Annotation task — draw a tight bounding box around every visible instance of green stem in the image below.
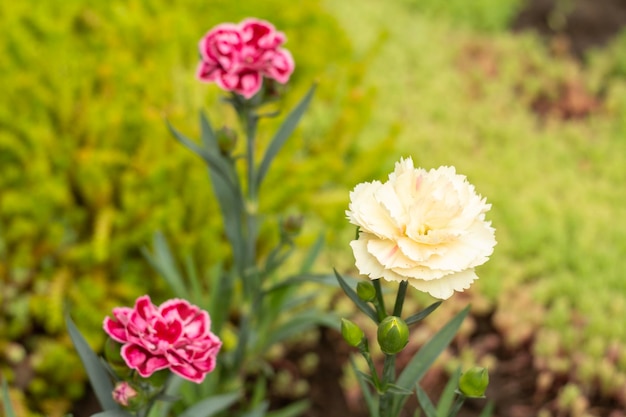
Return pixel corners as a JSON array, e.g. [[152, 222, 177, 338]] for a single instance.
[[392, 281, 408, 317], [448, 394, 466, 417], [372, 279, 387, 322], [358, 342, 382, 390], [379, 354, 397, 417]]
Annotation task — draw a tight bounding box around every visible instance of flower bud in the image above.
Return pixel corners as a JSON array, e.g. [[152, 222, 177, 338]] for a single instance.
[[459, 367, 489, 398], [216, 126, 237, 155], [356, 281, 376, 302], [282, 215, 303, 236], [377, 316, 409, 355], [112, 381, 144, 410], [103, 337, 125, 366], [341, 318, 365, 348]]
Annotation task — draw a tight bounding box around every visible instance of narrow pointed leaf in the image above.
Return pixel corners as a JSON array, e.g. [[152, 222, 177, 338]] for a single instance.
[[435, 369, 460, 416], [405, 301, 443, 326], [351, 357, 379, 417], [199, 112, 217, 152], [299, 232, 325, 274], [334, 269, 378, 322], [66, 315, 121, 411], [142, 232, 187, 299], [184, 254, 203, 306], [415, 385, 437, 417], [198, 114, 246, 270], [391, 306, 470, 416], [478, 401, 495, 417], [266, 399, 310, 417], [240, 401, 269, 417], [92, 411, 133, 417], [178, 392, 240, 417], [168, 122, 235, 188], [2, 377, 16, 417], [256, 84, 316, 189]]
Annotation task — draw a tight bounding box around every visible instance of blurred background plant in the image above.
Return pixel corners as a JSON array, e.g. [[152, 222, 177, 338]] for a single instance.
[[2, 0, 626, 416]]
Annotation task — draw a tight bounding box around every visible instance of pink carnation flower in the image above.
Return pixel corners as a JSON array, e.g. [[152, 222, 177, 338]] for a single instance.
[[103, 295, 222, 383], [197, 18, 295, 99]]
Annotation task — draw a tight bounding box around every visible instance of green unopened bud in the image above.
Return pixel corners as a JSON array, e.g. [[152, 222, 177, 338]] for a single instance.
[[216, 126, 237, 155], [282, 215, 303, 236], [377, 316, 409, 355], [459, 367, 489, 398], [356, 281, 376, 302], [341, 318, 365, 348], [104, 337, 125, 366]]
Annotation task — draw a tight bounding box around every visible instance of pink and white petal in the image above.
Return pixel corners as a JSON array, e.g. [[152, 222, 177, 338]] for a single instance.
[[197, 61, 222, 82], [133, 295, 158, 322], [183, 311, 210, 339], [111, 307, 132, 324], [238, 71, 262, 99], [137, 355, 170, 377], [121, 344, 148, 370], [153, 318, 183, 344], [160, 298, 196, 322], [406, 269, 478, 300], [265, 49, 294, 83], [217, 72, 241, 91], [198, 24, 240, 60], [171, 363, 206, 383], [103, 317, 128, 343], [192, 354, 218, 373]]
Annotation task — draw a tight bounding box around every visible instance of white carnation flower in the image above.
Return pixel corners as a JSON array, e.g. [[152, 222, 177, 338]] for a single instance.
[[347, 157, 496, 299]]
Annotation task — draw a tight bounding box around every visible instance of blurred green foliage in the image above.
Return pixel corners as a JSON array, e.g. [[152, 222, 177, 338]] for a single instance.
[[0, 0, 363, 415], [2, 0, 626, 415]]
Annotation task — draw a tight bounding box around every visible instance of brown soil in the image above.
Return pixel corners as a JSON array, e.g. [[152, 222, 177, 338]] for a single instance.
[[512, 0, 626, 59]]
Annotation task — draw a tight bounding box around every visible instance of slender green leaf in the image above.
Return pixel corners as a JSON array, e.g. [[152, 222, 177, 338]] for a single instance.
[[299, 232, 325, 274], [198, 114, 246, 271], [436, 369, 460, 417], [208, 267, 234, 333], [178, 391, 240, 417], [415, 385, 437, 417], [184, 254, 203, 306], [350, 357, 378, 417], [199, 112, 217, 152], [478, 401, 495, 417], [256, 84, 316, 189], [92, 411, 133, 417], [391, 306, 470, 416], [334, 269, 378, 322], [66, 315, 121, 412], [266, 399, 310, 417], [1, 377, 16, 417], [405, 301, 443, 326], [384, 383, 413, 396], [142, 232, 187, 299], [168, 121, 236, 188], [240, 400, 269, 417]]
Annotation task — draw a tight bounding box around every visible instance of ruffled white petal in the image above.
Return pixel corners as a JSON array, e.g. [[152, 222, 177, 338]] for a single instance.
[[347, 158, 496, 299]]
